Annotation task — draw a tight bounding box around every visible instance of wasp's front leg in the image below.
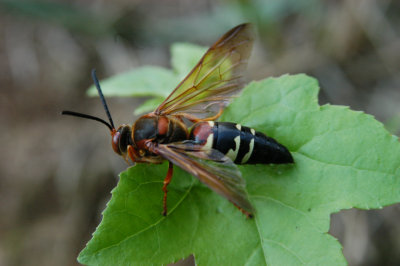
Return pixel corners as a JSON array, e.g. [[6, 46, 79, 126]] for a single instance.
[[162, 162, 174, 216]]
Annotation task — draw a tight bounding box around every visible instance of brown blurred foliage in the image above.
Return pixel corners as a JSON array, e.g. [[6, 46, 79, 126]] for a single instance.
[[0, 0, 399, 265]]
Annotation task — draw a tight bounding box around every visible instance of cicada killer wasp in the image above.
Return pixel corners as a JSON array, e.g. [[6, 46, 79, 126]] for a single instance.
[[62, 23, 293, 218]]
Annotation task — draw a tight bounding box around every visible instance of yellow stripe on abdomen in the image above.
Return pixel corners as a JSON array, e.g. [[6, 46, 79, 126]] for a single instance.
[[225, 135, 241, 161]]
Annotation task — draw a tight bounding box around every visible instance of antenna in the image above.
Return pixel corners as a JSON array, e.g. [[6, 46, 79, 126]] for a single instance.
[[91, 69, 115, 129], [61, 69, 116, 131], [61, 110, 114, 131]]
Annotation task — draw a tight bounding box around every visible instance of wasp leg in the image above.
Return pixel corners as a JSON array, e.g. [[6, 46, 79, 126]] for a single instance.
[[162, 162, 174, 216], [123, 156, 131, 165], [127, 145, 139, 163]]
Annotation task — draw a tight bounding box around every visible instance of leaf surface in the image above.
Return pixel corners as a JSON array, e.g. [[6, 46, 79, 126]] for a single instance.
[[87, 66, 177, 98], [78, 74, 400, 265]]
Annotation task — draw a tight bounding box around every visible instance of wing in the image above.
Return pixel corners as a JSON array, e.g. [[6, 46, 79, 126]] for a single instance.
[[152, 141, 254, 213], [154, 23, 254, 119]]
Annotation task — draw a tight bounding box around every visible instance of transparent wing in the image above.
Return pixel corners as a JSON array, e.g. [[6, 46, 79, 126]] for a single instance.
[[154, 23, 254, 119], [152, 141, 253, 213]]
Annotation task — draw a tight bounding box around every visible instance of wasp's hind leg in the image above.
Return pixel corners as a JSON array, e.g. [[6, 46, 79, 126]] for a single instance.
[[162, 162, 174, 216]]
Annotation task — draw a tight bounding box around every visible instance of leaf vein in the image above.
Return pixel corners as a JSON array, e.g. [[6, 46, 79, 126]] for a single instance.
[[253, 208, 269, 264], [89, 181, 195, 257], [251, 194, 320, 233], [263, 238, 306, 264], [297, 151, 397, 177]]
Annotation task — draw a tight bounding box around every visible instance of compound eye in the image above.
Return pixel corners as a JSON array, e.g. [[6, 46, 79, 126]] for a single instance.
[[112, 130, 122, 155], [119, 126, 132, 153]]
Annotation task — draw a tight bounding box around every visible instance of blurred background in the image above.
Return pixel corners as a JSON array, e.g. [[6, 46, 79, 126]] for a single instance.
[[1, 0, 400, 265]]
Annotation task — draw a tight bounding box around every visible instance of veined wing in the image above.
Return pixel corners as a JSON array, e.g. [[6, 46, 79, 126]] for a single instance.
[[152, 141, 253, 213], [154, 23, 254, 119]]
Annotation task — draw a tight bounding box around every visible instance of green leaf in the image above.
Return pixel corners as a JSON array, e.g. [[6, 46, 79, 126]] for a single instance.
[[170, 43, 207, 78], [78, 74, 400, 265], [87, 66, 178, 98]]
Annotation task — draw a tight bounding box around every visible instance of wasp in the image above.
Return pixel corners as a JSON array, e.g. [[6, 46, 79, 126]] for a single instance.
[[62, 24, 293, 218]]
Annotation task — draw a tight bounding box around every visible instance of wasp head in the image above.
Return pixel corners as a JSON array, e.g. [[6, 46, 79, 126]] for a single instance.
[[111, 125, 133, 156]]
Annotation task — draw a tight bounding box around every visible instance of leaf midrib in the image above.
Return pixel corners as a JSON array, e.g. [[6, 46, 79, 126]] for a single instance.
[[80, 179, 195, 261]]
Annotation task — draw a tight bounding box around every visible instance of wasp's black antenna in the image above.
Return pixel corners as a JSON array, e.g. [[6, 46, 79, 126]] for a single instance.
[[91, 69, 115, 129], [61, 69, 116, 131], [61, 111, 114, 131]]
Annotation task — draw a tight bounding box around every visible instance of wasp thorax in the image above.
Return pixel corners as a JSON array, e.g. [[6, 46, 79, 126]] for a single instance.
[[132, 116, 158, 145], [133, 115, 188, 149], [111, 125, 133, 155]]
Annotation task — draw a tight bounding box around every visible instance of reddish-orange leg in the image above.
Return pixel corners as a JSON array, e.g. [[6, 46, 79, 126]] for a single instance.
[[162, 162, 174, 216], [127, 145, 138, 162]]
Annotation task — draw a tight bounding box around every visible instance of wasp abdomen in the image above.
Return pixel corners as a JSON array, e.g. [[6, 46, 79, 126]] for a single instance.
[[190, 122, 293, 164]]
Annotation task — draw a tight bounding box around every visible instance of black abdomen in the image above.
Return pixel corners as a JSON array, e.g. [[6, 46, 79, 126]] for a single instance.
[[190, 122, 293, 164]]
